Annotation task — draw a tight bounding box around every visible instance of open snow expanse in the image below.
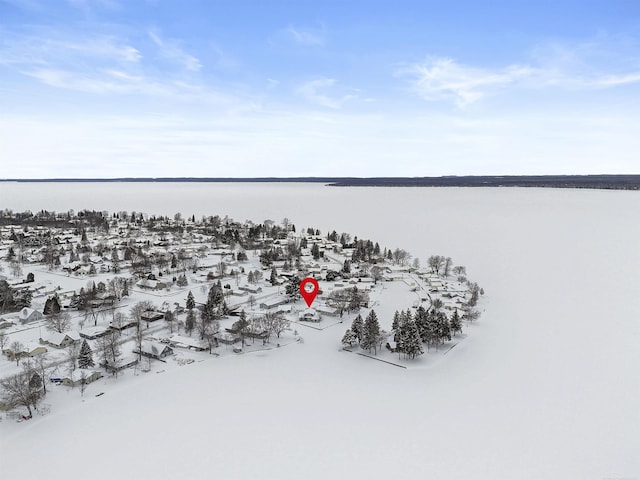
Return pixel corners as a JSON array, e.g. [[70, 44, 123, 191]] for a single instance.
[[1, 183, 639, 479]]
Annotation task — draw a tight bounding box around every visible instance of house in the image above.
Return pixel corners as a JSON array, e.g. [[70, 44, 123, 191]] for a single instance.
[[102, 355, 138, 373], [17, 307, 43, 325], [79, 326, 111, 340], [298, 308, 320, 322], [134, 341, 174, 360], [61, 370, 102, 387], [315, 305, 339, 317], [39, 331, 81, 348], [140, 311, 164, 324], [0, 318, 14, 330], [136, 279, 167, 290], [214, 332, 241, 345], [23, 342, 48, 357], [239, 284, 262, 294], [168, 335, 206, 351], [259, 296, 289, 310], [108, 318, 138, 331]]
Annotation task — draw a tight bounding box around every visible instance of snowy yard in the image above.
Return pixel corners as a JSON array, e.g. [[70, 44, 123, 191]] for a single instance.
[[0, 184, 638, 479]]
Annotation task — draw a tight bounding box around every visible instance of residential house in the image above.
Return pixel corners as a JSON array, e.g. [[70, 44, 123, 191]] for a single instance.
[[39, 331, 81, 349], [134, 341, 174, 360], [61, 370, 102, 387], [298, 308, 320, 322], [17, 307, 43, 325]]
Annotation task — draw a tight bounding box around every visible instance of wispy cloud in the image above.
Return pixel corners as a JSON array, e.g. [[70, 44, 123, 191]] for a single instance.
[[285, 25, 326, 46], [148, 30, 202, 71], [0, 28, 249, 106], [401, 40, 640, 106], [297, 77, 356, 109], [401, 58, 534, 106], [0, 31, 141, 67]]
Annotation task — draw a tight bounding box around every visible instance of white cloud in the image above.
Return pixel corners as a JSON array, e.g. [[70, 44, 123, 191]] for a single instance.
[[297, 78, 356, 109], [402, 47, 640, 106], [285, 25, 325, 46], [402, 57, 535, 106], [148, 30, 202, 72]]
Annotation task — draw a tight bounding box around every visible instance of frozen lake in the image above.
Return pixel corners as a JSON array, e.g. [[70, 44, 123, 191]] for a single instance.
[[1, 182, 639, 479]]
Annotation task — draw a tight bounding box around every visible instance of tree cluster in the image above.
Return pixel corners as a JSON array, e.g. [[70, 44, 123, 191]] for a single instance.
[[341, 310, 385, 354]]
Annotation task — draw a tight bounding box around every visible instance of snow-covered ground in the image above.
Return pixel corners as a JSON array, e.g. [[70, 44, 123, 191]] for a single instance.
[[1, 184, 638, 479]]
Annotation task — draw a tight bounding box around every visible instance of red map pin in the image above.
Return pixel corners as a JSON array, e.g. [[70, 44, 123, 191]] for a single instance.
[[299, 277, 319, 307]]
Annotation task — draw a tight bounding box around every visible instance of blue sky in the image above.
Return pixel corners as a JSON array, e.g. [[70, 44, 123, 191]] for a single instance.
[[1, 0, 639, 178]]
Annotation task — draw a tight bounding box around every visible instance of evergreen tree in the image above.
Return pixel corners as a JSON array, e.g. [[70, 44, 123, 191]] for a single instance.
[[186, 290, 195, 310], [361, 309, 381, 354], [78, 339, 94, 368], [424, 309, 440, 350], [341, 329, 358, 348], [436, 311, 452, 346], [185, 309, 195, 335], [347, 286, 362, 312], [403, 319, 424, 359], [450, 309, 463, 336], [269, 266, 278, 285], [391, 310, 401, 334], [351, 314, 364, 343], [342, 259, 351, 274], [43, 295, 61, 316], [414, 306, 429, 343], [232, 310, 249, 346]]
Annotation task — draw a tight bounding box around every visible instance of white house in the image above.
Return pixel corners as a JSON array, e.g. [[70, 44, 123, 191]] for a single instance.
[[61, 370, 102, 387], [298, 308, 320, 322], [134, 341, 174, 360], [39, 331, 81, 349], [17, 307, 43, 325]]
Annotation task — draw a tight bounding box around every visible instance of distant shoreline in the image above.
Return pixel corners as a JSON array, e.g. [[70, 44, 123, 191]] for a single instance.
[[1, 175, 639, 190]]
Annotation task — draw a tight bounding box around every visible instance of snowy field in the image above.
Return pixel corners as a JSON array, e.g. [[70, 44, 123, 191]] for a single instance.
[[1, 183, 639, 479]]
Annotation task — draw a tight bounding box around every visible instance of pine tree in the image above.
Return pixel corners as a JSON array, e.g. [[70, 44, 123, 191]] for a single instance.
[[437, 311, 452, 345], [414, 306, 429, 343], [186, 290, 195, 310], [185, 309, 195, 335], [450, 309, 462, 336], [361, 309, 381, 354], [425, 309, 440, 350], [341, 329, 358, 349], [351, 314, 364, 343], [78, 339, 94, 368], [403, 319, 424, 359], [391, 310, 401, 335]]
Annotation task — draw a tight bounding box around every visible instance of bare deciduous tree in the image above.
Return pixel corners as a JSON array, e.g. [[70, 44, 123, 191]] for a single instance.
[[328, 289, 350, 318], [130, 300, 154, 328], [9, 340, 24, 365], [96, 331, 122, 376], [46, 311, 71, 333], [443, 257, 453, 277], [0, 369, 41, 418], [66, 343, 80, 371]]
